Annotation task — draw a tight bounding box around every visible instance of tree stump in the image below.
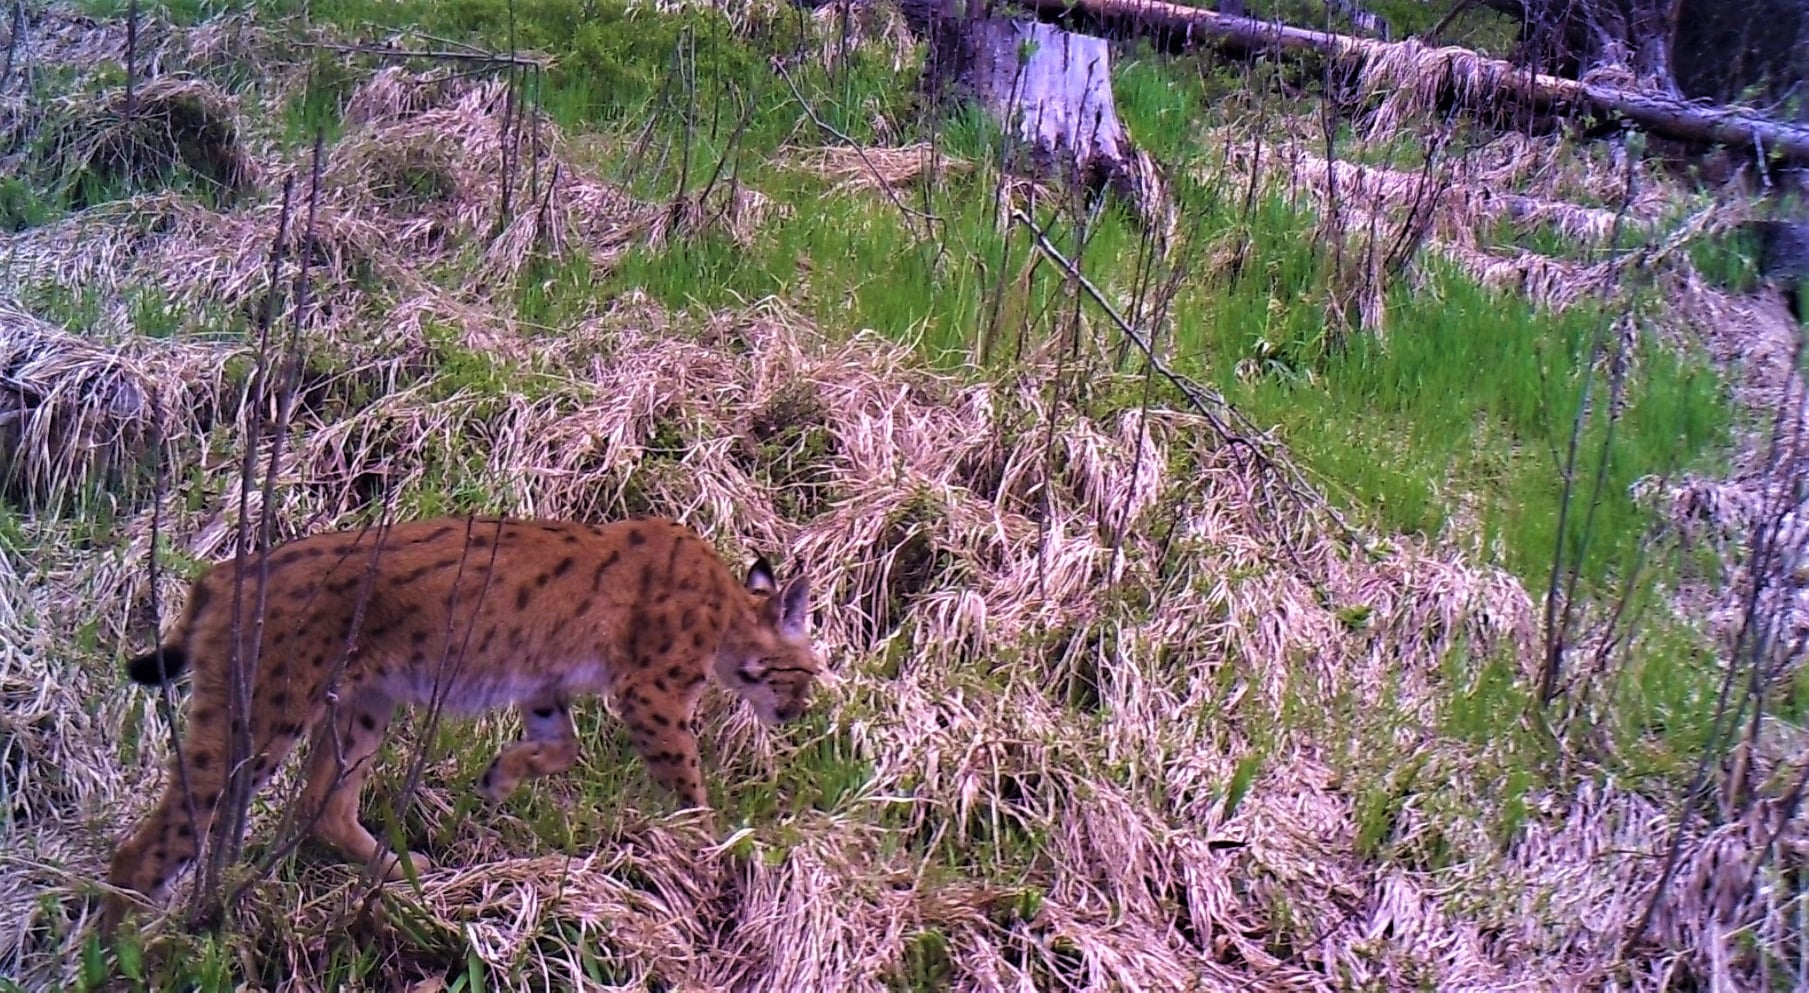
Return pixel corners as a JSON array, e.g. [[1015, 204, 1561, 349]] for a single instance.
[[1751, 219, 1809, 321], [916, 1, 1171, 238]]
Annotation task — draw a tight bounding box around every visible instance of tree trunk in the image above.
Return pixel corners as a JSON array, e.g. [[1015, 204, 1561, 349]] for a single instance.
[[1489, 0, 1683, 88], [1751, 219, 1809, 320], [930, 14, 1125, 188]]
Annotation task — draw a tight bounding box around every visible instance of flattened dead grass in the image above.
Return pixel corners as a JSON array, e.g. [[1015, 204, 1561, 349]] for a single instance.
[[0, 300, 224, 511], [6, 290, 1789, 990], [0, 10, 1802, 993], [1212, 132, 1730, 318]]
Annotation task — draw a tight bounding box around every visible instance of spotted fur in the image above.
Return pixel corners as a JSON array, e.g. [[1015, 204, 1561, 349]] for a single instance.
[[100, 515, 821, 934]]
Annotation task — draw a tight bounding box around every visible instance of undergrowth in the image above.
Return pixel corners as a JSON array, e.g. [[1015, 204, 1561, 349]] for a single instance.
[[34, 0, 1729, 598], [2, 0, 1784, 990]]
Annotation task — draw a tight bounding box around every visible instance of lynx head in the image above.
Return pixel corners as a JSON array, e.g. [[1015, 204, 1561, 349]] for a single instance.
[[719, 556, 823, 725]]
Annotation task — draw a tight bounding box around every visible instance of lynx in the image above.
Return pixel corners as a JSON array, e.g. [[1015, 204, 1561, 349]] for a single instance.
[[100, 514, 821, 934]]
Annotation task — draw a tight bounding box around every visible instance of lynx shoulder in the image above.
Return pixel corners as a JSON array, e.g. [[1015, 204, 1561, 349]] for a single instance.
[[101, 515, 822, 935]]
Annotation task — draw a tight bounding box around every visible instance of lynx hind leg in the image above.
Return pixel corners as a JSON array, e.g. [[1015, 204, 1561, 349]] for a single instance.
[[297, 686, 426, 882], [101, 672, 311, 934], [616, 677, 707, 812], [477, 695, 580, 803]]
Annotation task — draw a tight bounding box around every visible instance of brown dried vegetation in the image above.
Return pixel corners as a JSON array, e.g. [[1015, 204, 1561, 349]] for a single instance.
[[1, 7, 1806, 992]]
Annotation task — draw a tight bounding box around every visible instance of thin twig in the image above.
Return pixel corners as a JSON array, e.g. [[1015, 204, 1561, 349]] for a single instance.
[[140, 381, 202, 935], [1012, 208, 1368, 549], [227, 510, 396, 909], [1422, 0, 1476, 43], [2, 0, 25, 93], [124, 0, 138, 119], [192, 167, 297, 930], [1538, 131, 1640, 706]]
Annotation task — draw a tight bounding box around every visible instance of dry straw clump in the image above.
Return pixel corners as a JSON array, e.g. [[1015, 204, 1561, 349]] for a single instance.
[[2, 64, 679, 348], [330, 65, 669, 288], [0, 301, 225, 511], [36, 76, 259, 203], [788, 140, 968, 194], [1212, 129, 1731, 321], [5, 286, 1797, 989], [2, 8, 271, 205]]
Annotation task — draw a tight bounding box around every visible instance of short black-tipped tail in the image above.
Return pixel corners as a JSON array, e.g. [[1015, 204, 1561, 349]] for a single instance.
[[126, 646, 189, 686]]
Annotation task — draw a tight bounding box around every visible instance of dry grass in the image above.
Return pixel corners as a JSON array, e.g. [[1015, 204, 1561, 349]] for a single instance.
[[0, 292, 1507, 989], [41, 76, 257, 199], [1635, 277, 1809, 689], [2, 65, 709, 348], [2, 8, 1806, 993], [4, 281, 1798, 988], [787, 142, 974, 196], [1204, 95, 1809, 961], [1, 8, 273, 197], [1209, 129, 1741, 320], [809, 0, 921, 74], [0, 300, 225, 511], [325, 66, 667, 290], [1262, 143, 1652, 249]]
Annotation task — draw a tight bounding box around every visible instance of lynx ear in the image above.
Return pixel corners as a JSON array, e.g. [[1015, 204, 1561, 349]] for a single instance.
[[746, 556, 778, 594], [776, 571, 811, 640]]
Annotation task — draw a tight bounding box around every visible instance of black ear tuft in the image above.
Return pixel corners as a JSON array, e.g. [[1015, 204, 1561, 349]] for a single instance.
[[746, 555, 778, 593]]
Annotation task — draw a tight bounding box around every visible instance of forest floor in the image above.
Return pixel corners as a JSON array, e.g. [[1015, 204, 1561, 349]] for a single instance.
[[1, 0, 1806, 989]]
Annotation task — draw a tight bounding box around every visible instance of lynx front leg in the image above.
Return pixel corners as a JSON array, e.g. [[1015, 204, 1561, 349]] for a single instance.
[[477, 695, 579, 803], [616, 682, 707, 812]]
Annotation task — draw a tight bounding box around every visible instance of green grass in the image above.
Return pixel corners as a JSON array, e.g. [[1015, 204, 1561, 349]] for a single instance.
[[1198, 243, 1728, 584], [596, 155, 1729, 592], [0, 176, 58, 231]]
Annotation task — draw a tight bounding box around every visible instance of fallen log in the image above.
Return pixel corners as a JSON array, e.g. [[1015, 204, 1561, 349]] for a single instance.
[[1004, 0, 1809, 164]]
